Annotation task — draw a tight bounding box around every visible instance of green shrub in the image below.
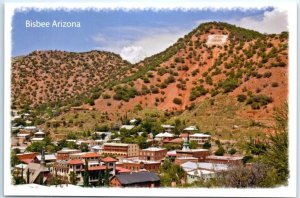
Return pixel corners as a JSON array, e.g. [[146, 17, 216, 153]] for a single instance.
[[173, 98, 182, 105], [271, 82, 279, 87], [237, 94, 247, 102], [102, 93, 111, 99], [215, 146, 225, 156], [191, 69, 199, 76], [190, 85, 208, 101], [246, 94, 273, 109], [219, 77, 239, 93], [263, 72, 272, 78], [113, 85, 137, 101]]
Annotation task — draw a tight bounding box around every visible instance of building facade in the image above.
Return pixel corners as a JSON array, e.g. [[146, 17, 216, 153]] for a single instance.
[[102, 143, 139, 157], [139, 147, 167, 161]]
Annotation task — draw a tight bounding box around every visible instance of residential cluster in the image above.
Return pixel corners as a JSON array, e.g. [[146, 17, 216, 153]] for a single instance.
[[11, 114, 244, 188]]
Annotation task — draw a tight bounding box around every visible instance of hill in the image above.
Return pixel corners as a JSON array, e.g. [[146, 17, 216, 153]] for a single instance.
[[12, 22, 288, 139], [90, 22, 288, 124], [11, 50, 133, 109]]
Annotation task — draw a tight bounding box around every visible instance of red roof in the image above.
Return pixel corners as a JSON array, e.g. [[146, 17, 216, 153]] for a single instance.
[[88, 165, 106, 171], [81, 153, 101, 158], [101, 157, 117, 163], [68, 159, 84, 165], [20, 159, 34, 164], [17, 152, 38, 161], [170, 138, 183, 143], [116, 166, 131, 173]]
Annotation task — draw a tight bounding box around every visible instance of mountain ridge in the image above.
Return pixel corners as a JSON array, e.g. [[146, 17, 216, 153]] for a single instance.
[[11, 22, 288, 138]]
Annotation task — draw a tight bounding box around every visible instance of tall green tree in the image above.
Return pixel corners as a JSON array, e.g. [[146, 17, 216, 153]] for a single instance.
[[103, 167, 110, 187], [83, 159, 89, 187], [159, 159, 185, 187], [97, 170, 104, 186], [261, 103, 288, 186], [69, 171, 77, 185], [11, 150, 21, 167]]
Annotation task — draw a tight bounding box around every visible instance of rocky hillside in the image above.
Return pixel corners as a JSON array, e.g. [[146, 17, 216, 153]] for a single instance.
[[12, 22, 288, 137], [11, 50, 132, 108], [90, 22, 288, 124]]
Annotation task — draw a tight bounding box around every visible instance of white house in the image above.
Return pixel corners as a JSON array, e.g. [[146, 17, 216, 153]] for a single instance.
[[120, 125, 135, 131], [189, 133, 211, 145]]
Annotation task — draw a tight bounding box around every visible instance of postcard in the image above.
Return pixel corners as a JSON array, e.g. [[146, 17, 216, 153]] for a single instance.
[[4, 1, 297, 197]]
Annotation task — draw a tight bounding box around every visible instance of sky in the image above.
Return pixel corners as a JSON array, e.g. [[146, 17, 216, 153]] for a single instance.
[[12, 7, 288, 63]]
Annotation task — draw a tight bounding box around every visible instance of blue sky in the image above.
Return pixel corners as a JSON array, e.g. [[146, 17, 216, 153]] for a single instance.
[[12, 7, 287, 63]]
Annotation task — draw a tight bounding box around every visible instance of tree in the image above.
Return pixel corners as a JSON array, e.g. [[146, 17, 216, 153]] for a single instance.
[[189, 140, 198, 149], [173, 98, 182, 105], [26, 168, 30, 184], [97, 170, 104, 186], [80, 143, 89, 152], [159, 159, 185, 187], [12, 168, 26, 185], [224, 162, 269, 187], [215, 146, 225, 156], [261, 103, 288, 185], [83, 159, 89, 187], [67, 141, 78, 149], [69, 171, 77, 185], [26, 141, 46, 153], [103, 167, 110, 186], [228, 148, 237, 155], [11, 150, 21, 167], [203, 141, 211, 149]]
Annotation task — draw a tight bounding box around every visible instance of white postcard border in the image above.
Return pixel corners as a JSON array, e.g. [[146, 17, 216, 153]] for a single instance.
[[4, 1, 297, 197]]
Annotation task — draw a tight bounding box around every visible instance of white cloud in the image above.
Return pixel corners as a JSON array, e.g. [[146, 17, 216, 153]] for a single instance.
[[231, 8, 288, 34], [91, 33, 106, 43], [92, 27, 189, 63], [120, 46, 145, 63], [119, 30, 186, 63]]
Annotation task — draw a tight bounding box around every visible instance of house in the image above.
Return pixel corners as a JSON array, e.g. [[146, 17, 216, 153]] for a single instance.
[[181, 161, 230, 184], [110, 172, 160, 187], [24, 150, 50, 185], [118, 157, 161, 172], [56, 148, 81, 160], [181, 161, 229, 172], [34, 154, 56, 164], [52, 156, 118, 186], [17, 152, 38, 164], [205, 155, 243, 165], [183, 126, 198, 133], [161, 124, 175, 133], [91, 145, 102, 153], [175, 156, 199, 165], [186, 169, 215, 183], [175, 137, 210, 164], [129, 118, 137, 125], [102, 143, 139, 157], [155, 132, 174, 141], [23, 126, 38, 132], [101, 157, 118, 176], [11, 145, 27, 153], [34, 131, 45, 138], [24, 163, 50, 184], [189, 133, 211, 146], [69, 152, 101, 162], [120, 125, 135, 131], [31, 131, 45, 142], [163, 137, 183, 146], [139, 147, 167, 161]]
